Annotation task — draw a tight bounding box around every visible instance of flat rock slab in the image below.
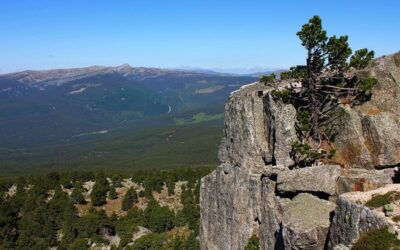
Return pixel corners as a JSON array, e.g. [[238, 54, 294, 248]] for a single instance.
[[277, 165, 341, 196], [281, 193, 336, 250]]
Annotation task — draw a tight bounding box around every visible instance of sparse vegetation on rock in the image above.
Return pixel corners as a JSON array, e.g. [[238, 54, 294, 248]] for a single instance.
[[352, 227, 400, 250], [244, 234, 260, 250], [365, 191, 400, 208]]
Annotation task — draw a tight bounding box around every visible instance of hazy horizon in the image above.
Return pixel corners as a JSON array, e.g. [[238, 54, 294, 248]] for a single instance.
[[0, 63, 284, 75]]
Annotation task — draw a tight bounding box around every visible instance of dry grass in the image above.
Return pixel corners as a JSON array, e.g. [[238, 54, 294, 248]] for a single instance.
[[152, 182, 186, 212], [165, 225, 191, 239], [75, 186, 129, 217]]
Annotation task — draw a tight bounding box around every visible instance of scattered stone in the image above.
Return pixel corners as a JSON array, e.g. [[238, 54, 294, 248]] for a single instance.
[[388, 224, 396, 234]]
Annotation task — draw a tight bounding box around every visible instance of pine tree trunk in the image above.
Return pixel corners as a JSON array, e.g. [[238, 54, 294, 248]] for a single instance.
[[306, 50, 320, 142]]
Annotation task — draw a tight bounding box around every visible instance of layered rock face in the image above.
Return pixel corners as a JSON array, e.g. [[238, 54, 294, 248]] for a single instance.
[[200, 52, 400, 250]]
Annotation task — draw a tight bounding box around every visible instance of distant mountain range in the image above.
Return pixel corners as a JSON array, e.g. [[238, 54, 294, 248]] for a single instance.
[[0, 65, 258, 152], [172, 66, 285, 76]]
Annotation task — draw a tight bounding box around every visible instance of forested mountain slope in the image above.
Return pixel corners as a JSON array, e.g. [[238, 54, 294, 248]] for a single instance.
[[0, 66, 258, 172]]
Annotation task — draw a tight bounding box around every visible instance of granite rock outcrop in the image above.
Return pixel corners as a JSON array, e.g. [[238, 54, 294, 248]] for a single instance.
[[200, 52, 400, 250]]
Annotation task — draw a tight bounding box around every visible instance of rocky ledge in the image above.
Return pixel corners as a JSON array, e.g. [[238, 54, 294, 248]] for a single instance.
[[329, 184, 400, 249], [200, 52, 400, 250]]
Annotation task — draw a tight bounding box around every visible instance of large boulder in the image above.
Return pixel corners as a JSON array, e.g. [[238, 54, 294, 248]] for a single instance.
[[281, 193, 336, 250], [361, 112, 400, 167], [277, 165, 341, 196]]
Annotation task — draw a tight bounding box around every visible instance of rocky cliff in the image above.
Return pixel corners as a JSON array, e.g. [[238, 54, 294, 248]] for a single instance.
[[200, 52, 400, 250]]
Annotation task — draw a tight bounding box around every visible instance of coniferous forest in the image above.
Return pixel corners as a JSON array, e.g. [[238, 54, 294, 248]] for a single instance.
[[0, 167, 211, 249]]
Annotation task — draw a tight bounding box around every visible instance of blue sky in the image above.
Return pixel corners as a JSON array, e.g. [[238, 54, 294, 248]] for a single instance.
[[0, 0, 399, 73]]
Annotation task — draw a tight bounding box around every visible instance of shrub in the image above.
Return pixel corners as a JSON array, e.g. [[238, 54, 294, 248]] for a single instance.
[[138, 190, 145, 198], [352, 227, 400, 250], [111, 175, 124, 188], [280, 71, 291, 80], [358, 76, 378, 92], [260, 73, 276, 85], [115, 208, 144, 247], [271, 89, 292, 104], [144, 200, 175, 233], [350, 49, 375, 69], [280, 65, 307, 80], [70, 187, 86, 205], [244, 234, 260, 250], [69, 238, 88, 250], [291, 141, 323, 166], [127, 233, 167, 250], [297, 110, 311, 132], [365, 191, 400, 208]]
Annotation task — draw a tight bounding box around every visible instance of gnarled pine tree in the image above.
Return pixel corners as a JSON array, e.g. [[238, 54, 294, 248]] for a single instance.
[[262, 16, 377, 166], [292, 16, 375, 145]]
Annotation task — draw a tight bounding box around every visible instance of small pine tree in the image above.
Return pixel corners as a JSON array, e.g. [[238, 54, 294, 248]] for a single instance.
[[70, 187, 86, 204], [138, 190, 145, 198], [109, 187, 118, 200], [122, 188, 138, 211], [90, 174, 109, 206]]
